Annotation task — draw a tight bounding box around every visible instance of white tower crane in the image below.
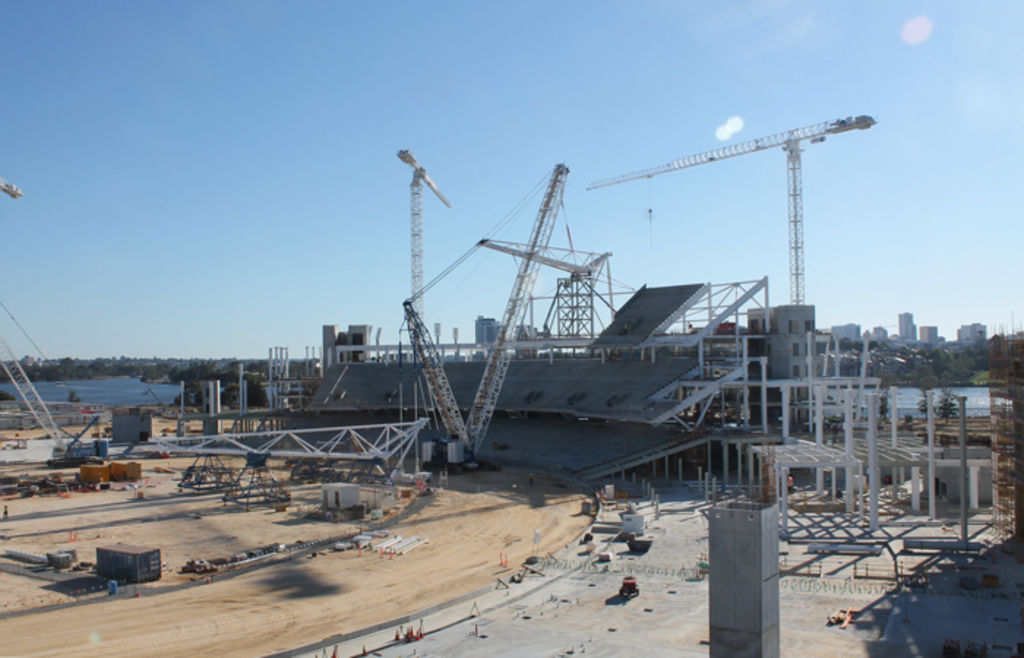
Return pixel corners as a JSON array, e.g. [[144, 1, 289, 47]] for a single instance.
[[0, 178, 63, 437], [588, 115, 875, 305], [1, 176, 22, 199], [397, 150, 451, 317]]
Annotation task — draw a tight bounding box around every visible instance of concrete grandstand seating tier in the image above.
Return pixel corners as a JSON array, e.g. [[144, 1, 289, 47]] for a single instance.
[[313, 357, 699, 422], [591, 283, 705, 348]]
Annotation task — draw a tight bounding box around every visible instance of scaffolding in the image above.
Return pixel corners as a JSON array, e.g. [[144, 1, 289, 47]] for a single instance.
[[991, 335, 1024, 541]]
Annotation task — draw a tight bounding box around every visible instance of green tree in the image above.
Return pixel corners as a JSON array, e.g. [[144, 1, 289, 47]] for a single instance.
[[0, 390, 14, 402], [917, 389, 930, 416], [937, 388, 958, 420]]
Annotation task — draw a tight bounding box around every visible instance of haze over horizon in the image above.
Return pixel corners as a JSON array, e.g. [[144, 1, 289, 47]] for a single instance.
[[0, 2, 1020, 359]]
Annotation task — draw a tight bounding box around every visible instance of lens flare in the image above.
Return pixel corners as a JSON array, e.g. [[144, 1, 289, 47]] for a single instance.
[[901, 16, 933, 45], [715, 116, 745, 141]]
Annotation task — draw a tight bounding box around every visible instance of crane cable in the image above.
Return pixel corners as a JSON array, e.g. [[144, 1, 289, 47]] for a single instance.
[[412, 169, 550, 302], [0, 299, 82, 401]]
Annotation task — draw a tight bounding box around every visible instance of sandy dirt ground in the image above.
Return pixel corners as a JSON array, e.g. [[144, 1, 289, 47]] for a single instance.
[[0, 457, 590, 657]]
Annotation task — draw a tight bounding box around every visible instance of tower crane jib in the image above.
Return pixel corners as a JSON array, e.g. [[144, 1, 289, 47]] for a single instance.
[[0, 177, 22, 199], [587, 115, 875, 304]]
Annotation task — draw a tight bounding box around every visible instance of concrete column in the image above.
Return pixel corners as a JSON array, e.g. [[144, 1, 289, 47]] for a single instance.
[[911, 466, 921, 512], [815, 385, 825, 494], [844, 388, 855, 514], [678, 458, 683, 484], [867, 394, 879, 533], [927, 390, 936, 520], [781, 385, 791, 439], [708, 501, 780, 658], [664, 455, 669, 482], [969, 465, 979, 511]]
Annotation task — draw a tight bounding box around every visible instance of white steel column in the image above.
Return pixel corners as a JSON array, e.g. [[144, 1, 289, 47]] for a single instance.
[[742, 337, 750, 428], [927, 390, 936, 520], [722, 441, 729, 487], [911, 466, 921, 512], [782, 384, 791, 439], [969, 466, 979, 510], [889, 385, 899, 449], [806, 331, 814, 432], [815, 384, 825, 494], [858, 333, 869, 419], [780, 467, 789, 536], [867, 394, 879, 532], [760, 357, 768, 433], [844, 388, 854, 513]]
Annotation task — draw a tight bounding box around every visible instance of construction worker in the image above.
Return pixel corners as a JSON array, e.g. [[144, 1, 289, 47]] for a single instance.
[[528, 473, 534, 487], [3, 505, 7, 519]]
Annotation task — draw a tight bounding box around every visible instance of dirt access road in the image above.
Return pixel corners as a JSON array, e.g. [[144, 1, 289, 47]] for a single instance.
[[0, 467, 590, 657]]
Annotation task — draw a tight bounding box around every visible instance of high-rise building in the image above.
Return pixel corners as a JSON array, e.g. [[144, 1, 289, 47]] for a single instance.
[[871, 326, 889, 342], [957, 323, 987, 343], [830, 323, 861, 342], [898, 312, 916, 341], [474, 316, 500, 344], [919, 325, 939, 346]]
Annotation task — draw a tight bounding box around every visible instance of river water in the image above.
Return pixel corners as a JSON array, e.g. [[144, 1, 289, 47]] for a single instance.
[[0, 378, 183, 407], [887, 386, 988, 418], [0, 379, 992, 417]]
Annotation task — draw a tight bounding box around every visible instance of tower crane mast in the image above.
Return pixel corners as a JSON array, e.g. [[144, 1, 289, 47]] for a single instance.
[[588, 115, 875, 304], [466, 164, 569, 449], [0, 179, 63, 438], [398, 150, 451, 317]]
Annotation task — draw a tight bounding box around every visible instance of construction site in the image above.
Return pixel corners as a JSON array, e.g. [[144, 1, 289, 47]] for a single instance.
[[2, 117, 1023, 658]]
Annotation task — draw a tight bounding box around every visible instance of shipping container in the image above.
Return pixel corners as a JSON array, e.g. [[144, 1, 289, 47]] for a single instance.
[[80, 463, 110, 484], [322, 483, 360, 509], [96, 544, 161, 583], [321, 483, 397, 510], [110, 462, 127, 480], [108, 461, 142, 481]]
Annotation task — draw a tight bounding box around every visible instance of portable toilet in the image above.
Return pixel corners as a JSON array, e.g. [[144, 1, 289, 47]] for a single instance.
[[620, 511, 645, 535]]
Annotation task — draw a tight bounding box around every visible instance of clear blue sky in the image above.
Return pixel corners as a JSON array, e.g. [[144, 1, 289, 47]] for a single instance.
[[0, 2, 1020, 359]]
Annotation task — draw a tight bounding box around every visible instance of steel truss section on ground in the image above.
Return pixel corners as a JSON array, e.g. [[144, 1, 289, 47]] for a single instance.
[[222, 452, 291, 507], [151, 419, 429, 465], [179, 454, 236, 492]]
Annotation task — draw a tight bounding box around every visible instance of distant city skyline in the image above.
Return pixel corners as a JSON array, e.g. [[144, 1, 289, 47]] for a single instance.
[[0, 3, 1020, 358]]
